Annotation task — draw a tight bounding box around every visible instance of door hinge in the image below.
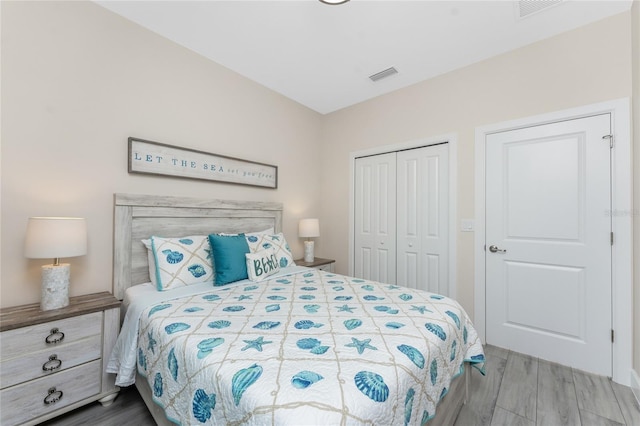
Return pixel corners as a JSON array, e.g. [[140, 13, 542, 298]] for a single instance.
[[611, 232, 614, 246], [602, 134, 613, 148], [611, 329, 615, 343]]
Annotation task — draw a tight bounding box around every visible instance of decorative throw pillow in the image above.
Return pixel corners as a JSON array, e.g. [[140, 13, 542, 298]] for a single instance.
[[245, 232, 296, 268], [208, 233, 251, 286], [245, 248, 280, 282], [147, 235, 213, 291]]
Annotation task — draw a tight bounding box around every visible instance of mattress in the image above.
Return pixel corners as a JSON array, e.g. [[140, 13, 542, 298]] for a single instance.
[[108, 267, 485, 425]]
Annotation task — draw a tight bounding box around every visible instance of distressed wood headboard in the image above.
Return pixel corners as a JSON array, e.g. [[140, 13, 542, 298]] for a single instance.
[[112, 193, 283, 299]]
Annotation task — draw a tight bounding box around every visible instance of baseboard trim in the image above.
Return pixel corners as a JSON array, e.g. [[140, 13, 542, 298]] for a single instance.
[[631, 369, 640, 406]]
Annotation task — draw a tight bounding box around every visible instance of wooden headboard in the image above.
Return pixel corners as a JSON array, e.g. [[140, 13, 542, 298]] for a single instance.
[[112, 193, 283, 299]]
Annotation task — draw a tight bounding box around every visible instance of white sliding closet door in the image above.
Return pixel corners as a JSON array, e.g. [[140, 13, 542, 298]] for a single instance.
[[354, 143, 450, 293], [397, 144, 449, 294], [354, 153, 397, 283]]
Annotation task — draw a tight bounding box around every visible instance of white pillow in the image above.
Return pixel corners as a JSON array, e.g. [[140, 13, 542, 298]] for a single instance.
[[245, 232, 296, 268], [245, 248, 280, 282], [143, 235, 213, 291]]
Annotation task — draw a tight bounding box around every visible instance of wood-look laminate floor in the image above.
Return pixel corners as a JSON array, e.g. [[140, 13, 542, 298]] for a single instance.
[[42, 345, 640, 426], [455, 345, 640, 426]]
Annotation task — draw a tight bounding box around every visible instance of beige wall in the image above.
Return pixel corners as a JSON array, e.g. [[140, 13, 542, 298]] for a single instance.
[[632, 0, 640, 375], [319, 12, 633, 318], [0, 1, 322, 307]]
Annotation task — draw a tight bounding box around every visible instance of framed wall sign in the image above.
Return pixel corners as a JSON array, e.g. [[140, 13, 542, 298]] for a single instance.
[[128, 138, 278, 189]]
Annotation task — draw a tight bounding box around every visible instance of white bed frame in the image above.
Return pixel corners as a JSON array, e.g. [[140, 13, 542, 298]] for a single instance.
[[112, 193, 468, 425]]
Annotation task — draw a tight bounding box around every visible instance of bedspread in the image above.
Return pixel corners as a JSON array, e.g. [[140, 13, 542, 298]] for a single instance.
[[132, 269, 485, 425]]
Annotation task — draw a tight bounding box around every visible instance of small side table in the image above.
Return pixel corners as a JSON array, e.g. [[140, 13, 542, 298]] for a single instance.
[[0, 292, 121, 426], [295, 257, 335, 272]]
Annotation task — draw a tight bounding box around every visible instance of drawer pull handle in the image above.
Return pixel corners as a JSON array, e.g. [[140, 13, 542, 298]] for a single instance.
[[42, 354, 62, 371], [44, 387, 63, 405], [45, 328, 65, 344]]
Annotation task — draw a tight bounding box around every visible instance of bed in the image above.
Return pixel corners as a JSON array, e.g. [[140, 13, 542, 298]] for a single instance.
[[107, 193, 485, 425]]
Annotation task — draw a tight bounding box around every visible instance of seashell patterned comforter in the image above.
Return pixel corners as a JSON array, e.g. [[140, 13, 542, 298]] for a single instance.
[[127, 268, 485, 425]]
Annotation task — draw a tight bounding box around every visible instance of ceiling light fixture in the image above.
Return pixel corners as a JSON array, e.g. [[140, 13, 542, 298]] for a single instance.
[[319, 0, 350, 5]]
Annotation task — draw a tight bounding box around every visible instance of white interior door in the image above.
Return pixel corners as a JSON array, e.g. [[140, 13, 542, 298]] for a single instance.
[[485, 114, 612, 376], [354, 153, 396, 283], [397, 144, 449, 294]]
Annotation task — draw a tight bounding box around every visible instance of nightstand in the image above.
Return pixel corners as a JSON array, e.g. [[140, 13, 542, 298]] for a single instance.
[[295, 257, 335, 272], [0, 292, 121, 426]]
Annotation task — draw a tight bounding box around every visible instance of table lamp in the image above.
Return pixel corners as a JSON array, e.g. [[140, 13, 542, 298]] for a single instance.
[[298, 218, 320, 263], [24, 217, 87, 311]]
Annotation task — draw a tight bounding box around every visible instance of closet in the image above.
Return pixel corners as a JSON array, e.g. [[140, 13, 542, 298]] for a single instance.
[[353, 143, 449, 295]]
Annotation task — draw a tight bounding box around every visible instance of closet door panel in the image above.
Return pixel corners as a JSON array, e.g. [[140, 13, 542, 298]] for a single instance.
[[397, 155, 419, 289], [354, 153, 396, 282], [397, 144, 449, 294], [354, 161, 373, 279]]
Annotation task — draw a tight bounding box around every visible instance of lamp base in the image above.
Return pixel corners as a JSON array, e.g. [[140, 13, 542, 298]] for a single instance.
[[41, 264, 70, 311], [304, 240, 315, 263]]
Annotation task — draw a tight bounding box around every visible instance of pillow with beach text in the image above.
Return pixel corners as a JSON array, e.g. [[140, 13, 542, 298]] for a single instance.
[[246, 248, 280, 282]]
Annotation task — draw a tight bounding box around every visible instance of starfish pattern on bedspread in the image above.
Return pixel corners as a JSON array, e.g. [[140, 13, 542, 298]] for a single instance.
[[345, 337, 378, 355], [336, 304, 357, 313], [241, 336, 272, 352], [410, 305, 432, 314]]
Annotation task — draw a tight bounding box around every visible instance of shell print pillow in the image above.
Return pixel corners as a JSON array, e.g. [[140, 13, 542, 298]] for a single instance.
[[149, 235, 214, 291], [245, 232, 296, 268]]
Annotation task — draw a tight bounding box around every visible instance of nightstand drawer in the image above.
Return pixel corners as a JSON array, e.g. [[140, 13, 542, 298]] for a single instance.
[[316, 263, 334, 272], [0, 312, 102, 360], [0, 360, 101, 425], [0, 335, 102, 388]]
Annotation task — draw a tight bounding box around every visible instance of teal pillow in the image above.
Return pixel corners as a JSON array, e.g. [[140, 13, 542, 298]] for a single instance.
[[208, 233, 250, 285]]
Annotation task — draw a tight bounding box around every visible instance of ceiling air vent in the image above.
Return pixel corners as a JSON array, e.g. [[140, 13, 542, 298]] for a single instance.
[[369, 67, 398, 82], [518, 0, 563, 18]]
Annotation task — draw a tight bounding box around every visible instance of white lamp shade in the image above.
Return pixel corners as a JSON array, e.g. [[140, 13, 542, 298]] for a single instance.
[[299, 218, 320, 238], [25, 217, 87, 259]]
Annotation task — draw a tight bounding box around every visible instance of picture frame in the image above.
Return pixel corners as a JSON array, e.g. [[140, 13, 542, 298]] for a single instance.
[[128, 137, 278, 189]]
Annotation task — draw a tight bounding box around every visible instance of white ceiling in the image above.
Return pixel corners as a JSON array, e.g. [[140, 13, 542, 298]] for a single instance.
[[95, 0, 632, 114]]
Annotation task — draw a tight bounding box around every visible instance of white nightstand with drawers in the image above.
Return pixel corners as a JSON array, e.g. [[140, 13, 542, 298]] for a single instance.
[[0, 292, 121, 426], [295, 257, 335, 272]]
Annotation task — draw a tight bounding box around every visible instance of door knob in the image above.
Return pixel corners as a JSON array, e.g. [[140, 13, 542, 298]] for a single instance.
[[489, 245, 507, 253]]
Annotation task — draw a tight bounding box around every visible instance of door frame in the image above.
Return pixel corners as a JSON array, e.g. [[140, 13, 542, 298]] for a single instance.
[[474, 98, 632, 385], [348, 133, 458, 299]]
